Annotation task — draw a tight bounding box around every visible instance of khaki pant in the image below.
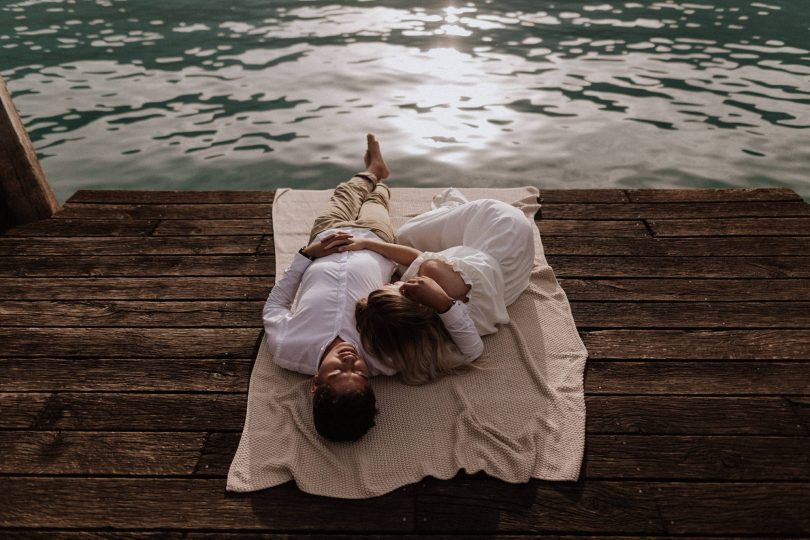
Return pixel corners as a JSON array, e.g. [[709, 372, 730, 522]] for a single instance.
[[310, 173, 395, 243]]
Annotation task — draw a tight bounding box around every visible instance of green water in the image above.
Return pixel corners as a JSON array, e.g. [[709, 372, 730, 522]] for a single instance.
[[2, 0, 809, 203]]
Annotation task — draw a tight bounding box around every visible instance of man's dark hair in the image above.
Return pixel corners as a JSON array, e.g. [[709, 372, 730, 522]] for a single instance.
[[312, 384, 378, 442]]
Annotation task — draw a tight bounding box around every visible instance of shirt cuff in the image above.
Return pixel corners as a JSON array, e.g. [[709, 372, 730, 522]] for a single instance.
[[292, 251, 315, 267], [438, 300, 466, 324]]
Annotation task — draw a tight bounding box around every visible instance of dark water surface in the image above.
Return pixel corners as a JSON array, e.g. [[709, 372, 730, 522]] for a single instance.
[[2, 0, 809, 203]]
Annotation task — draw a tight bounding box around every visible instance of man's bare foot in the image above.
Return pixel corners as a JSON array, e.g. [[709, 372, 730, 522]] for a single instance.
[[363, 133, 390, 182]]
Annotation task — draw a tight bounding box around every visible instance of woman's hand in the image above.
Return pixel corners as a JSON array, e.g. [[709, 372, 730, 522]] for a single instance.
[[337, 237, 370, 252], [303, 232, 354, 259], [400, 276, 454, 313]]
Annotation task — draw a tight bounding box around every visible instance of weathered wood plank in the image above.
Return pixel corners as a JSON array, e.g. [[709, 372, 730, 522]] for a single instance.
[[0, 255, 273, 277], [586, 362, 810, 394], [67, 190, 275, 204], [582, 329, 810, 359], [543, 236, 810, 256], [0, 359, 252, 392], [0, 76, 59, 229], [587, 396, 808, 435], [649, 217, 810, 236], [0, 393, 249, 431], [535, 219, 650, 237], [538, 189, 629, 203], [56, 204, 273, 220], [559, 278, 810, 301], [0, 328, 259, 357], [5, 359, 806, 395], [541, 201, 810, 219], [3, 219, 158, 237], [584, 435, 810, 480], [154, 219, 273, 236], [2, 394, 805, 435], [6, 430, 807, 481], [415, 478, 810, 535], [0, 236, 264, 256], [0, 478, 413, 530], [571, 302, 810, 328], [0, 431, 205, 475], [0, 277, 272, 300], [626, 188, 803, 203], [547, 256, 810, 278], [197, 432, 810, 481], [0, 300, 264, 327]]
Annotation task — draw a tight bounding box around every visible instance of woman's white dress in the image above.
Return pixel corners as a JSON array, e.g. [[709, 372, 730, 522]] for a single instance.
[[396, 190, 536, 335]]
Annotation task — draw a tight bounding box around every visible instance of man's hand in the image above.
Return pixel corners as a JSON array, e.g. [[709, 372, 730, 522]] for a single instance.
[[302, 232, 354, 259], [400, 276, 454, 312]]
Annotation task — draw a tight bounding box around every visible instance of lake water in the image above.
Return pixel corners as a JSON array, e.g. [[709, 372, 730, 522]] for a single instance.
[[2, 0, 809, 203]]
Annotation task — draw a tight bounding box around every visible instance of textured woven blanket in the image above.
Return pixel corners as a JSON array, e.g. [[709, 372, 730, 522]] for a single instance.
[[227, 186, 587, 498]]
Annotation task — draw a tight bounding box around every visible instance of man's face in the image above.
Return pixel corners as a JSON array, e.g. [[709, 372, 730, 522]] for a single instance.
[[312, 342, 370, 394]]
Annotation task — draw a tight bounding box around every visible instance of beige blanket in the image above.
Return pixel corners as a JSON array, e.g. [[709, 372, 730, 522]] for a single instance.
[[227, 186, 587, 498]]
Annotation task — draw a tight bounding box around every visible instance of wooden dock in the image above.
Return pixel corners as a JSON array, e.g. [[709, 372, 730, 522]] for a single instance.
[[1, 187, 809, 537]]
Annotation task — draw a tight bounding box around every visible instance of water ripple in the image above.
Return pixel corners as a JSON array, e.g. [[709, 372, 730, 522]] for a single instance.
[[1, 0, 808, 201]]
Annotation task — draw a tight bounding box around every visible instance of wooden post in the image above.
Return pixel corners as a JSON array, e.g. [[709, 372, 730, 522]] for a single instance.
[[0, 75, 59, 230]]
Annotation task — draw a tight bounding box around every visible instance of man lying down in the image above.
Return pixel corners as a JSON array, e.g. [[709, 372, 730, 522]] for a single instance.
[[262, 134, 535, 442]]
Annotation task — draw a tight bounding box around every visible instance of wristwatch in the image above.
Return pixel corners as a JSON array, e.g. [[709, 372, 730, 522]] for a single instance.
[[298, 247, 316, 261]]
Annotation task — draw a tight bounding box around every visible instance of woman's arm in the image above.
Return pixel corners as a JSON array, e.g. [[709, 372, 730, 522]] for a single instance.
[[399, 276, 483, 362], [339, 237, 422, 266]]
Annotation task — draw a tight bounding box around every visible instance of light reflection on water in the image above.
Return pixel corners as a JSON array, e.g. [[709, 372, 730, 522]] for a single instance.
[[1, 1, 809, 202]]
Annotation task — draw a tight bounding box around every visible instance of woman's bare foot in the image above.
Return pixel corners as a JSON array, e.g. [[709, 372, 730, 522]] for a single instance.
[[363, 133, 390, 181]]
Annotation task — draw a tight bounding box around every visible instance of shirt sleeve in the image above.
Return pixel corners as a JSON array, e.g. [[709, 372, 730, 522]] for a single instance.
[[438, 301, 484, 363], [262, 253, 312, 353]]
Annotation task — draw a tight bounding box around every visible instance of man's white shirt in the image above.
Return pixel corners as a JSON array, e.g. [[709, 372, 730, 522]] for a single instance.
[[262, 227, 398, 376]]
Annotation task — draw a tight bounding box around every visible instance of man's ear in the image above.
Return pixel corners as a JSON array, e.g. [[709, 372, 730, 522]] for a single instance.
[[310, 377, 318, 394]]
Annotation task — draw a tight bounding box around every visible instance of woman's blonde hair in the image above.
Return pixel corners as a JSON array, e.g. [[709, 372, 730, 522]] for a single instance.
[[356, 289, 467, 385]]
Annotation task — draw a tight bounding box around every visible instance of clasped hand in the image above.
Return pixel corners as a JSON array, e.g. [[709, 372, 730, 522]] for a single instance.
[[303, 232, 355, 258]]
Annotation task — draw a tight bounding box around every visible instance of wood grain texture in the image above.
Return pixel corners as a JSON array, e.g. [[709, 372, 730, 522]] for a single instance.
[[585, 362, 810, 394], [542, 236, 810, 256], [581, 329, 810, 359], [583, 435, 810, 480], [546, 255, 810, 278], [197, 432, 810, 481], [559, 278, 810, 301], [0, 300, 264, 327], [0, 255, 273, 277], [586, 396, 809, 435], [2, 393, 805, 435], [154, 219, 273, 236], [5, 431, 806, 481], [649, 217, 810, 236], [3, 219, 158, 237], [0, 359, 252, 392], [625, 188, 803, 202], [538, 189, 629, 203], [2, 187, 809, 537], [541, 201, 810, 219], [571, 302, 810, 328], [0, 277, 272, 300], [0, 328, 260, 357], [0, 76, 59, 229], [0, 431, 205, 474], [535, 219, 650, 237], [56, 203, 274, 220], [0, 236, 264, 256], [67, 190, 275, 204], [0, 478, 413, 530], [415, 477, 810, 535]]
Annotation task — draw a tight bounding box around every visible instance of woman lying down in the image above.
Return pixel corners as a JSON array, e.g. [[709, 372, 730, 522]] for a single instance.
[[349, 188, 536, 385]]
